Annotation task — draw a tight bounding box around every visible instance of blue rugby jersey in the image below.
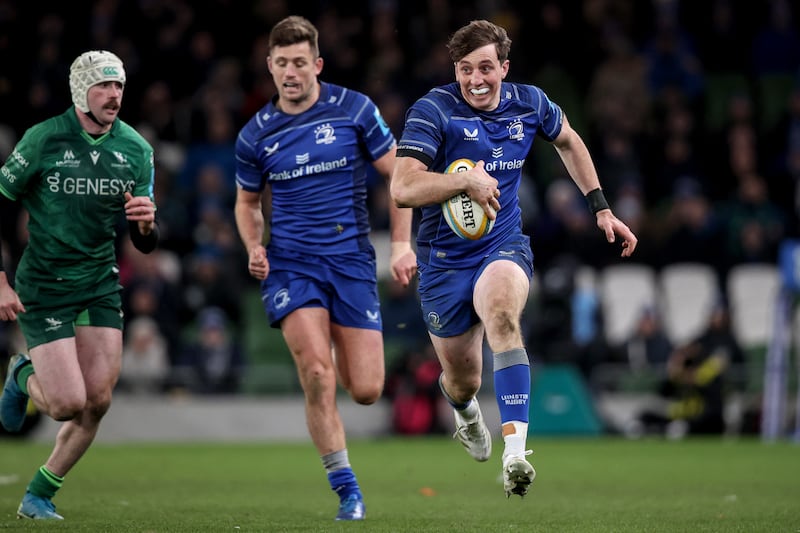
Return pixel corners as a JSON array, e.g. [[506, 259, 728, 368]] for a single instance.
[[396, 81, 563, 269], [235, 82, 395, 254]]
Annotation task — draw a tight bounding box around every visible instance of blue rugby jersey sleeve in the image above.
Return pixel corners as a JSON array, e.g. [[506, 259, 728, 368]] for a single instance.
[[527, 85, 563, 141], [396, 89, 450, 168], [355, 95, 397, 161], [234, 121, 265, 193]]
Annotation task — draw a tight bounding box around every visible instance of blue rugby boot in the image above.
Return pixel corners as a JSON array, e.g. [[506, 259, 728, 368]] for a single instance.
[[17, 492, 64, 520], [335, 494, 366, 521], [1, 354, 31, 432]]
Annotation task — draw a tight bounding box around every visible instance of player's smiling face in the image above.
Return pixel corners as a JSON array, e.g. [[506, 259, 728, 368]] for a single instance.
[[454, 43, 508, 112], [268, 41, 323, 114]]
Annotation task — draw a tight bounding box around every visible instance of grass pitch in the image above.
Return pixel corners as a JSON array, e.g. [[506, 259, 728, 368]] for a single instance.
[[0, 436, 797, 532]]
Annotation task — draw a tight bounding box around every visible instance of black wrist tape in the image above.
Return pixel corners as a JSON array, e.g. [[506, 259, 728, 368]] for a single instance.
[[586, 188, 610, 214], [129, 221, 159, 254]]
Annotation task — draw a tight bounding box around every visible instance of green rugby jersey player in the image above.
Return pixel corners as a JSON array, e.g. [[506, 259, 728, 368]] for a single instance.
[[0, 50, 159, 520]]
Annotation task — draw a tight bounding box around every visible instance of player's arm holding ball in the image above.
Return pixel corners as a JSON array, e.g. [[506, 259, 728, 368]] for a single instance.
[[391, 157, 501, 218]]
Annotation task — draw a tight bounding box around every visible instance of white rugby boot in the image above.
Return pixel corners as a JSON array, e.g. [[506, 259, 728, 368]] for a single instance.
[[502, 450, 535, 498], [452, 398, 492, 462]]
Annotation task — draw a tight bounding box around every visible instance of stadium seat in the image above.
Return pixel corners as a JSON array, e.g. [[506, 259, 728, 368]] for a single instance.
[[658, 263, 720, 346], [598, 263, 657, 347], [726, 263, 781, 348]]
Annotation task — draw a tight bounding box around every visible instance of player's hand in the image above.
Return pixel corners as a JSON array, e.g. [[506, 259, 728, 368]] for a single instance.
[[463, 161, 501, 220], [124, 192, 155, 223], [390, 241, 417, 288], [248, 245, 269, 280], [125, 192, 156, 236], [595, 210, 638, 257], [0, 273, 25, 321]]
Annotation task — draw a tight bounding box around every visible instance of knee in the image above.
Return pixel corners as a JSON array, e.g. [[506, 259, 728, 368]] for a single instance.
[[350, 382, 383, 405], [86, 394, 112, 420], [485, 311, 523, 350], [444, 376, 481, 402], [299, 363, 336, 400], [488, 309, 519, 337], [48, 398, 84, 421], [52, 394, 111, 422]]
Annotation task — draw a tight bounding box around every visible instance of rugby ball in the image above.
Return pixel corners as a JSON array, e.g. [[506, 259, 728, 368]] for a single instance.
[[441, 159, 495, 240]]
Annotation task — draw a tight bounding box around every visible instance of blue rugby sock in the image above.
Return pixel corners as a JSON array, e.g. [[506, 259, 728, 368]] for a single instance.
[[322, 449, 362, 500], [493, 348, 531, 424], [327, 467, 362, 500]]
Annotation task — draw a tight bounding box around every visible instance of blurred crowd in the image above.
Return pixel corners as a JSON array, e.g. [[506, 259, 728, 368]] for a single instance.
[[0, 0, 799, 398]]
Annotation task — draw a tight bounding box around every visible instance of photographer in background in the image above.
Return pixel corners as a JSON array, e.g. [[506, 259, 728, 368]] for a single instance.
[[631, 298, 745, 438]]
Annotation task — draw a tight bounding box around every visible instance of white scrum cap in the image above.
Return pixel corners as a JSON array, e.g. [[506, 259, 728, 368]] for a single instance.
[[69, 50, 126, 112]]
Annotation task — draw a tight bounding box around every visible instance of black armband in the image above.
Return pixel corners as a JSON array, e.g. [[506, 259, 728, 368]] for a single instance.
[[0, 237, 3, 272], [129, 221, 160, 254], [585, 188, 610, 214]]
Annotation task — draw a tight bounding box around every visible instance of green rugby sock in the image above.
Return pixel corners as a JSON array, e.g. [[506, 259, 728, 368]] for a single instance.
[[27, 466, 63, 499], [15, 359, 34, 396]]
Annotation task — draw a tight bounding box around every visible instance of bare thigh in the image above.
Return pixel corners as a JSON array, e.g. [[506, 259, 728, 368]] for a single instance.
[[281, 307, 337, 394], [30, 337, 86, 412], [29, 326, 121, 415], [331, 324, 384, 403], [75, 326, 122, 402], [473, 259, 529, 353]]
